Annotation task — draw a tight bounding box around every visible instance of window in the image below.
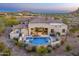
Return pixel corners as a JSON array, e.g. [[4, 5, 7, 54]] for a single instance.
[[44, 28, 48, 34], [51, 29, 54, 33], [62, 29, 65, 33], [31, 28, 33, 30]]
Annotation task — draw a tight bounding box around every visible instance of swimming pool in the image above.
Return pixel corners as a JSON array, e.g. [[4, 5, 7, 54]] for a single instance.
[[26, 36, 51, 46]]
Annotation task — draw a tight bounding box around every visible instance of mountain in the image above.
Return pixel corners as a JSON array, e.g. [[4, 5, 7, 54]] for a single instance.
[[70, 8, 79, 14]]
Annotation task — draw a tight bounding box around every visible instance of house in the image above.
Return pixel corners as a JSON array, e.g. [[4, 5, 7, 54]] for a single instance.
[[10, 16, 68, 39], [28, 23, 67, 36], [10, 23, 28, 39], [9, 16, 68, 47], [28, 16, 68, 36]]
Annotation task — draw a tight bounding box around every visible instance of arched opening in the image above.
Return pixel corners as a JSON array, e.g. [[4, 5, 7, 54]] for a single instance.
[[56, 32, 61, 36]]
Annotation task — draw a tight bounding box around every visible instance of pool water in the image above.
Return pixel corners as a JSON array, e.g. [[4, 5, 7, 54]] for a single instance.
[[26, 37, 50, 46]]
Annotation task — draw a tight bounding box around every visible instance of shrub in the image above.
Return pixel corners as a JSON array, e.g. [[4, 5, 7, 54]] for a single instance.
[[32, 46, 36, 52], [60, 40, 65, 45], [52, 46, 57, 50], [0, 24, 5, 33], [63, 19, 68, 24], [65, 44, 72, 52], [13, 38, 18, 41], [0, 42, 11, 56], [47, 47, 52, 53], [0, 42, 5, 52], [26, 46, 33, 52], [55, 44, 60, 48], [47, 45, 52, 47], [2, 48, 11, 56], [17, 41, 26, 48], [56, 32, 61, 36], [36, 46, 48, 55], [69, 28, 79, 33], [13, 38, 18, 45]]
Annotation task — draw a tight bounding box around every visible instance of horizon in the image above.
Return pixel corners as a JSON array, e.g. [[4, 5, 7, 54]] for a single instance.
[[0, 3, 79, 13]]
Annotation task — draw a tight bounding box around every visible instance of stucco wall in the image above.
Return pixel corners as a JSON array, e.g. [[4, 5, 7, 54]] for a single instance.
[[28, 23, 68, 35]]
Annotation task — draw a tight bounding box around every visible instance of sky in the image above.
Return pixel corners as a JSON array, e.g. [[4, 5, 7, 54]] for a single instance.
[[0, 3, 79, 13]]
